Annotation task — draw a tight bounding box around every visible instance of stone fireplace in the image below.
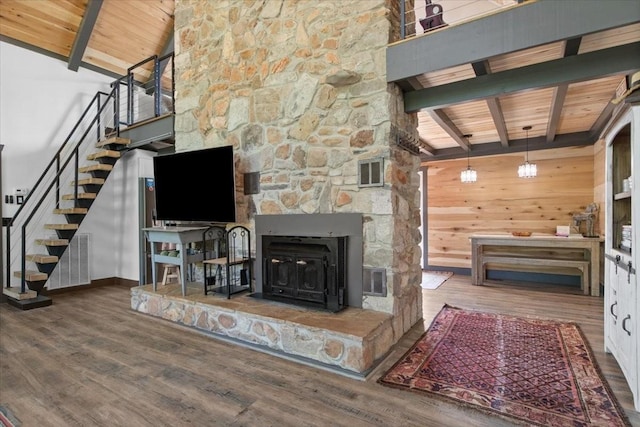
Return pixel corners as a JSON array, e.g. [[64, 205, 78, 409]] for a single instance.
[[141, 0, 424, 375]]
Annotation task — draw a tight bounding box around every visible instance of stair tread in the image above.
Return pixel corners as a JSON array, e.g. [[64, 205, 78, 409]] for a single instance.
[[13, 270, 48, 281], [35, 238, 69, 246], [44, 223, 79, 230], [62, 193, 97, 200], [53, 208, 88, 214], [79, 164, 113, 173], [87, 150, 121, 160], [26, 254, 58, 263], [71, 178, 105, 185], [3, 287, 38, 300], [96, 137, 131, 148]]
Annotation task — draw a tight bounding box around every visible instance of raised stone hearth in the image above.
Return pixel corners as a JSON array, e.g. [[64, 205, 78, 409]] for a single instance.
[[131, 283, 394, 376]]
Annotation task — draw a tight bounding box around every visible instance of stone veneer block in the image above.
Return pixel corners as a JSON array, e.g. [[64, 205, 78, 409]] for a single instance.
[[131, 285, 395, 375]]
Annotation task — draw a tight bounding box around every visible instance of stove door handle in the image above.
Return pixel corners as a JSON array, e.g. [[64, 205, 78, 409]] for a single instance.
[[296, 260, 307, 265], [271, 259, 281, 264]]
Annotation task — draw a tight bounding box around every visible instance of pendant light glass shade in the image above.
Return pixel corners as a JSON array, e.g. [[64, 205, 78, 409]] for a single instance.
[[461, 166, 477, 183], [518, 126, 536, 178], [460, 136, 477, 183], [518, 161, 537, 178]]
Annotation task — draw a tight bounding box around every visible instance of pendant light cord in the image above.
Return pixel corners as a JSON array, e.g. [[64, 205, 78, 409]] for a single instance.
[[464, 134, 472, 167], [523, 126, 532, 162]]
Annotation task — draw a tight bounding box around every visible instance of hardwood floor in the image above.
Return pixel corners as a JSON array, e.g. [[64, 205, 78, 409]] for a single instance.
[[1, 276, 638, 426]]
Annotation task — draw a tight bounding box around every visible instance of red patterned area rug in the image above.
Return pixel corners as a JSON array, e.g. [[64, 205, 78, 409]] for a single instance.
[[378, 304, 632, 427], [0, 405, 18, 427]]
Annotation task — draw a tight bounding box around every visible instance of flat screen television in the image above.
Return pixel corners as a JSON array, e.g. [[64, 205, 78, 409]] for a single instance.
[[153, 145, 236, 223]]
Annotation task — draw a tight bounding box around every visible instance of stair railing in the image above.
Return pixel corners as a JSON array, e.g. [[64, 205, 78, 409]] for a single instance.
[[6, 86, 118, 292], [5, 53, 174, 292]]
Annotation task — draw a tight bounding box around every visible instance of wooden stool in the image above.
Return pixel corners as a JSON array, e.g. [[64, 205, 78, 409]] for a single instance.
[[161, 265, 181, 286]]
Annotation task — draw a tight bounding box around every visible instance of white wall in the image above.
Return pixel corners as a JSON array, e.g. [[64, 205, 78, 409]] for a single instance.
[[114, 150, 155, 281], [0, 41, 114, 217], [68, 149, 155, 282], [0, 41, 146, 284]]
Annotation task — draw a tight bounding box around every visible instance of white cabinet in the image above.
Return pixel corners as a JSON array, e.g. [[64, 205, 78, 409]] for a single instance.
[[604, 104, 639, 410], [606, 253, 636, 384], [618, 262, 636, 384]]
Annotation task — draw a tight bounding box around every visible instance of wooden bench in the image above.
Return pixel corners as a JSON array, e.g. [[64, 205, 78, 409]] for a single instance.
[[470, 235, 603, 296], [481, 256, 591, 295]]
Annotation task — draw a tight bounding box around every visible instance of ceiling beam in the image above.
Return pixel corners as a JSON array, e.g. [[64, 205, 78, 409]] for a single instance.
[[404, 76, 424, 91], [486, 98, 509, 147], [387, 0, 640, 82], [472, 60, 509, 147], [428, 110, 470, 151], [404, 42, 640, 112], [418, 137, 436, 156], [591, 100, 617, 139], [546, 37, 582, 143], [546, 85, 568, 143], [421, 131, 595, 162], [68, 0, 103, 72]]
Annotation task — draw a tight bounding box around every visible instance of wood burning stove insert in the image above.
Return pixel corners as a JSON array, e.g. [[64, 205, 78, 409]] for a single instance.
[[262, 235, 347, 312]]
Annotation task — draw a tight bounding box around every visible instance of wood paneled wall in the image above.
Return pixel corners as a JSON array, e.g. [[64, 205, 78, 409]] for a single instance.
[[424, 146, 600, 269]]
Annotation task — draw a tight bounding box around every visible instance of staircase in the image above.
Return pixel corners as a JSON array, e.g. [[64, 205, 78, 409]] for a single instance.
[[4, 136, 131, 309], [3, 54, 175, 309]]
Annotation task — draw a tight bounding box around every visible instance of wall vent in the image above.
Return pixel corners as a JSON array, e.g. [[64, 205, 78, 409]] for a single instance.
[[358, 158, 384, 187], [363, 267, 387, 296], [47, 233, 90, 290]]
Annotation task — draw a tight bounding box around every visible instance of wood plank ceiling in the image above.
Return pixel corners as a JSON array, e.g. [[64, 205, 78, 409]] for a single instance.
[[414, 23, 640, 159], [0, 0, 174, 80], [393, 0, 640, 162], [1, 0, 639, 163]]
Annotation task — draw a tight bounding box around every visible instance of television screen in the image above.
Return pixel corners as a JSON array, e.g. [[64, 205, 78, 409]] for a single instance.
[[153, 145, 236, 223]]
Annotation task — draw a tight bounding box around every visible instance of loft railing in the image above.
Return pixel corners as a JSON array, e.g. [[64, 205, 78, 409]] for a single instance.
[[112, 54, 175, 131], [5, 53, 175, 292], [399, 0, 525, 41]]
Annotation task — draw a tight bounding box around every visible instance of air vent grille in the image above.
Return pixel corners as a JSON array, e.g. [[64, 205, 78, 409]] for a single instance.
[[47, 233, 90, 289], [363, 267, 387, 296]]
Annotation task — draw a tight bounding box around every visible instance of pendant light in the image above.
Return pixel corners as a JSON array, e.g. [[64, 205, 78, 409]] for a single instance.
[[518, 126, 537, 178], [460, 134, 477, 183]]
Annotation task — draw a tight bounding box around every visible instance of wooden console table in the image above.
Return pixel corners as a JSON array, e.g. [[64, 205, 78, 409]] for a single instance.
[[470, 234, 603, 296], [143, 226, 209, 296]]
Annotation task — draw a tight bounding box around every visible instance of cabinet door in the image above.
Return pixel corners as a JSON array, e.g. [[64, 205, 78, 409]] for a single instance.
[[604, 259, 619, 354], [616, 262, 636, 386]]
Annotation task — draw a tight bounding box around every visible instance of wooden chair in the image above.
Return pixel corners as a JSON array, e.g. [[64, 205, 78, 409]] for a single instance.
[[161, 265, 180, 286]]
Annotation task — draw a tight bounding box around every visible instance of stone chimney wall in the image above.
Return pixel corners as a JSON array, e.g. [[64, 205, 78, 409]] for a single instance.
[[173, 0, 422, 337]]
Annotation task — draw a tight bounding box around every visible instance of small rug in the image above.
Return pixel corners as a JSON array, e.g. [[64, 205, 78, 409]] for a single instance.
[[421, 271, 453, 290], [378, 305, 631, 427], [0, 405, 18, 427]]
